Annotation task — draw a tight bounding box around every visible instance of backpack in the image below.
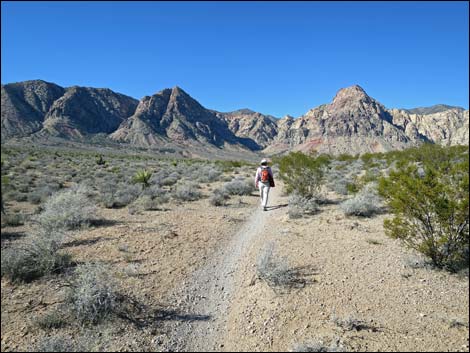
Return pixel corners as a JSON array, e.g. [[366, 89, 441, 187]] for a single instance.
[[260, 168, 270, 183]]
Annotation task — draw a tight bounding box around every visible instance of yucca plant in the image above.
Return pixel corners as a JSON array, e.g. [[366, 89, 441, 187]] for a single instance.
[[133, 170, 152, 190], [96, 155, 106, 166]]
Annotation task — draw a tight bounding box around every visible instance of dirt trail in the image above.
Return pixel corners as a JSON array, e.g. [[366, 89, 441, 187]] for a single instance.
[[160, 187, 284, 352]]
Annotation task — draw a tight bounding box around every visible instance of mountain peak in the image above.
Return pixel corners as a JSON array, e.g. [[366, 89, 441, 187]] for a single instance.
[[330, 84, 374, 110], [333, 85, 368, 100], [171, 85, 187, 94]]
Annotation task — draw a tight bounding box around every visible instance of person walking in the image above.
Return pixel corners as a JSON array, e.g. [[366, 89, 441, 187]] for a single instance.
[[255, 158, 275, 211]]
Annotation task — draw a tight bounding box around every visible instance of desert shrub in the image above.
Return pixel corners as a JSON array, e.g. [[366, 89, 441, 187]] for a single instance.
[[331, 313, 369, 332], [291, 339, 345, 352], [14, 192, 28, 202], [35, 310, 68, 330], [1, 230, 71, 282], [134, 190, 169, 210], [328, 177, 349, 196], [3, 212, 25, 226], [161, 173, 179, 186], [196, 165, 222, 183], [113, 184, 141, 207], [1, 166, 8, 213], [257, 242, 306, 292], [340, 183, 382, 217], [35, 336, 79, 352], [34, 185, 96, 231], [378, 145, 469, 271], [174, 182, 202, 201], [277, 152, 330, 198], [132, 185, 170, 210], [67, 263, 119, 325], [101, 183, 141, 208], [223, 178, 254, 196], [288, 193, 319, 219], [209, 188, 230, 206], [29, 183, 62, 204], [28, 191, 43, 204]]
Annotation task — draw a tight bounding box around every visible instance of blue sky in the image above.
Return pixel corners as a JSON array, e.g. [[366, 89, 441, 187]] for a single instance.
[[2, 1, 468, 117]]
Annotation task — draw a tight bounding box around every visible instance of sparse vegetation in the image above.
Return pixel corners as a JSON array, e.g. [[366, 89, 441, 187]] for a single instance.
[[378, 144, 469, 271], [340, 183, 382, 217], [34, 184, 96, 231], [1, 230, 71, 282], [290, 339, 345, 352], [210, 188, 230, 206], [174, 182, 203, 201], [257, 242, 309, 292], [67, 263, 119, 325], [288, 192, 320, 219], [223, 178, 254, 196], [35, 310, 69, 330]]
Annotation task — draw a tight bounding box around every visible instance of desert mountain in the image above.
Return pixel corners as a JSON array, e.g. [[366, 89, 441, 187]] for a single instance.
[[268, 85, 415, 154], [1, 80, 138, 141], [389, 107, 469, 147], [1, 80, 65, 140], [402, 104, 465, 115], [1, 80, 468, 155], [40, 86, 138, 138], [110, 87, 258, 150], [214, 109, 279, 149]]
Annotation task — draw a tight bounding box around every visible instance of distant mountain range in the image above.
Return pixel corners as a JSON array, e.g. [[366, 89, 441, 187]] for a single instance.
[[2, 80, 468, 155]]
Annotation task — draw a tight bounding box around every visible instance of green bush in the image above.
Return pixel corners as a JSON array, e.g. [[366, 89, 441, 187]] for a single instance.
[[277, 152, 330, 197], [378, 145, 469, 271]]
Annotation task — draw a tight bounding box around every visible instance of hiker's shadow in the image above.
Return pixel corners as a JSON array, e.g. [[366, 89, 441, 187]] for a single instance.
[[265, 204, 288, 211], [115, 296, 211, 329]]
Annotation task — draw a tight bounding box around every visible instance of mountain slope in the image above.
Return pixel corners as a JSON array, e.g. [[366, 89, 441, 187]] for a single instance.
[[267, 85, 414, 155], [214, 109, 279, 149], [1, 80, 65, 140], [110, 87, 258, 150], [40, 86, 138, 138], [1, 80, 468, 156]]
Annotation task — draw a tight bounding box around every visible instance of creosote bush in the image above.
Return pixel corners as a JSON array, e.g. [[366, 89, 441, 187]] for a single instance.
[[276, 151, 330, 198], [378, 144, 469, 271]]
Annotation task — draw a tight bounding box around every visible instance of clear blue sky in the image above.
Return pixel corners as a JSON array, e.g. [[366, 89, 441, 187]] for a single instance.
[[2, 1, 468, 117]]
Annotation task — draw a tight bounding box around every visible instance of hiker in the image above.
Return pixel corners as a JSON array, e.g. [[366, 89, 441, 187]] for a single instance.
[[255, 158, 275, 211]]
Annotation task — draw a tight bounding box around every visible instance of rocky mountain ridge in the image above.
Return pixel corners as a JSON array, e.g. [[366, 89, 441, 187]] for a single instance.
[[1, 80, 468, 155]]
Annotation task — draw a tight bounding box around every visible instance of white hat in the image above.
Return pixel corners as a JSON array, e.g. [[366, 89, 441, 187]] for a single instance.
[[260, 159, 268, 165]]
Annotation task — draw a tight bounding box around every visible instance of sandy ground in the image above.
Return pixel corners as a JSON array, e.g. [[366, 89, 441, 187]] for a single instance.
[[1, 183, 469, 352]]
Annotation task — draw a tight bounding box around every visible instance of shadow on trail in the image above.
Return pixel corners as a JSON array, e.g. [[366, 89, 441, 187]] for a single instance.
[[62, 236, 113, 248], [265, 204, 288, 211], [115, 295, 211, 329]]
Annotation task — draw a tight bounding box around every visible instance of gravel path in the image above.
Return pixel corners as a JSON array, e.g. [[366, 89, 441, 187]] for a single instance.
[[160, 188, 281, 352]]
